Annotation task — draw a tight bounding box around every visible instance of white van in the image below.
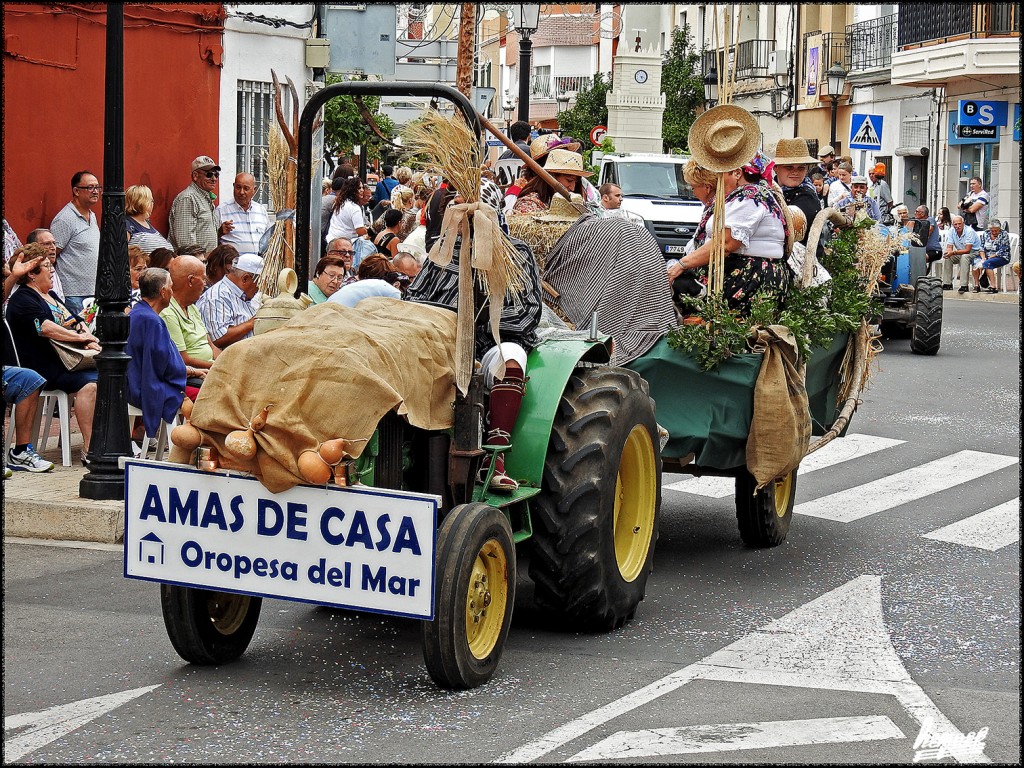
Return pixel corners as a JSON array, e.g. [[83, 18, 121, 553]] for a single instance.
[[597, 153, 703, 259]]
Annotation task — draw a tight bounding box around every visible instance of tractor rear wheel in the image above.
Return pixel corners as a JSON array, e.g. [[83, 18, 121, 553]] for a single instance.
[[735, 468, 797, 547], [530, 368, 661, 632], [161, 586, 261, 664], [422, 502, 515, 689], [910, 276, 943, 355]]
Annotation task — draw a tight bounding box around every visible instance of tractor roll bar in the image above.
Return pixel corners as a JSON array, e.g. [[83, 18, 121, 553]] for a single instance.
[[295, 82, 482, 293]]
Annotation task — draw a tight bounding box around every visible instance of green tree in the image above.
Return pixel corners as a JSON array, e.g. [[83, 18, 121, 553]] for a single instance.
[[557, 73, 612, 149], [661, 25, 705, 154], [321, 73, 395, 168]]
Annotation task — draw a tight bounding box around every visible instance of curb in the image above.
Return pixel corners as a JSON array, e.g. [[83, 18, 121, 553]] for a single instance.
[[4, 496, 124, 544]]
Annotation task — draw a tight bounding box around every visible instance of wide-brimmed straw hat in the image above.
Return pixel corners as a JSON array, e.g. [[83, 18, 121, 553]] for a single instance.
[[771, 137, 818, 166], [530, 134, 581, 161], [543, 148, 591, 178], [688, 105, 761, 173], [535, 193, 588, 222]]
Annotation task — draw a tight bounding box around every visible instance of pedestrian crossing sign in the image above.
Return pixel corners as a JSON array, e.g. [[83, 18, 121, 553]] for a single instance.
[[849, 113, 883, 151]]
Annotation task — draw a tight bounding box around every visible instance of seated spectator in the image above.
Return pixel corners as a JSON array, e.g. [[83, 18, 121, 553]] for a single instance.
[[392, 248, 422, 282], [374, 209, 404, 258], [307, 255, 348, 304], [196, 253, 262, 348], [323, 237, 356, 285], [148, 247, 176, 272], [327, 254, 404, 307], [204, 243, 238, 287], [160, 255, 217, 398], [943, 215, 982, 293], [5, 244, 99, 460], [128, 245, 150, 307], [126, 267, 186, 444], [125, 184, 174, 254], [826, 161, 853, 207], [25, 229, 65, 300], [3, 247, 55, 473], [176, 243, 207, 261], [974, 221, 1011, 295]]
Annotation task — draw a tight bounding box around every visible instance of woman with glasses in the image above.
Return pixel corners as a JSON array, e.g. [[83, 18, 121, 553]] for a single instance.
[[5, 243, 99, 461], [124, 184, 173, 254], [307, 255, 349, 304]]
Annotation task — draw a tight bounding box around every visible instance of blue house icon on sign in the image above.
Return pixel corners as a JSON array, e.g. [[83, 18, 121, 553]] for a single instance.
[[139, 532, 165, 566]]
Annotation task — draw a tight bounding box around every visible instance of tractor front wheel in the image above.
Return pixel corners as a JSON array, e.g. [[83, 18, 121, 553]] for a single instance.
[[161, 586, 261, 665], [421, 502, 515, 689], [735, 468, 797, 547], [910, 276, 943, 355]]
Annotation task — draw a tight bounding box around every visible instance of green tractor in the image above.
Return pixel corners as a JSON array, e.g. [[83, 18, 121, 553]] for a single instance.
[[129, 83, 662, 690]]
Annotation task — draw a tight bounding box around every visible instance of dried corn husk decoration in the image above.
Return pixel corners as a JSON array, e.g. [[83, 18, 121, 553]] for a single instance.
[[399, 110, 528, 393], [258, 121, 293, 298]]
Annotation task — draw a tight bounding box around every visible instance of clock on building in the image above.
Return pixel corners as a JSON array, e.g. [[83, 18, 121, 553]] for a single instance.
[[634, 69, 648, 84]]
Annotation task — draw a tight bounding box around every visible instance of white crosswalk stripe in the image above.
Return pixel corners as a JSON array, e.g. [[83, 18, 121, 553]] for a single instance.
[[663, 433, 904, 498], [923, 499, 1021, 551], [795, 450, 1019, 523]]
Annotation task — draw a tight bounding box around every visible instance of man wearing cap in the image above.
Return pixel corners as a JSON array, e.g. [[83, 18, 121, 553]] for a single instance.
[[771, 138, 822, 246], [216, 173, 270, 255], [868, 164, 893, 213], [196, 253, 262, 348], [815, 145, 835, 177], [834, 176, 880, 221], [169, 156, 221, 254]]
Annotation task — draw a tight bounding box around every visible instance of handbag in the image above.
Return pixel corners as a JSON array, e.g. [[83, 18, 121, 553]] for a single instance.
[[49, 338, 99, 372]]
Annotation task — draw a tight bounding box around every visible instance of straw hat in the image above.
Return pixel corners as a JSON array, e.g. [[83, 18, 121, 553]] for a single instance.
[[535, 193, 588, 222], [688, 105, 761, 173], [771, 138, 818, 166], [543, 148, 591, 177], [530, 134, 581, 161]]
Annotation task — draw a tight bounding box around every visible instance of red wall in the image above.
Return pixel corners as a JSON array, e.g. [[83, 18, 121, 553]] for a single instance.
[[2, 3, 225, 240]]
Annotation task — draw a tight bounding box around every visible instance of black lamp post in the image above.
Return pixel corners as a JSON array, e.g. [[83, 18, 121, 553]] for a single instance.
[[512, 4, 540, 124], [555, 90, 570, 130], [503, 96, 515, 130], [703, 66, 719, 110], [826, 62, 847, 154], [80, 1, 132, 500]]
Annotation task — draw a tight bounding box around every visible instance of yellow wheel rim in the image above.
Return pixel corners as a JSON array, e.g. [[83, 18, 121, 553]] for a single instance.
[[206, 592, 251, 635], [773, 472, 795, 518], [465, 539, 508, 660], [613, 425, 657, 582]]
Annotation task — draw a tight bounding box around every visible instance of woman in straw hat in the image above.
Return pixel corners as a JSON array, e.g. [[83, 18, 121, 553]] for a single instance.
[[771, 137, 823, 246], [512, 148, 592, 214], [666, 105, 790, 316]]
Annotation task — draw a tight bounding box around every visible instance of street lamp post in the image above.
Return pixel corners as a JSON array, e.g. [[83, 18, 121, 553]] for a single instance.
[[703, 66, 719, 110], [826, 62, 847, 154], [555, 90, 570, 131], [511, 4, 540, 124], [80, 1, 132, 500], [503, 97, 515, 130]]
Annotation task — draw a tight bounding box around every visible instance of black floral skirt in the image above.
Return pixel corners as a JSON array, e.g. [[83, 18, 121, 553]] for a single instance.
[[695, 253, 790, 315]]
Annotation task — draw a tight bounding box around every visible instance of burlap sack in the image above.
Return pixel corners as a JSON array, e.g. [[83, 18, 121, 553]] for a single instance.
[[186, 298, 458, 493], [745, 324, 811, 490]]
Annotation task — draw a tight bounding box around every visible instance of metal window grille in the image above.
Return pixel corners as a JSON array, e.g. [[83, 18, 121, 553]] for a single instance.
[[236, 80, 291, 209], [897, 3, 1018, 47]]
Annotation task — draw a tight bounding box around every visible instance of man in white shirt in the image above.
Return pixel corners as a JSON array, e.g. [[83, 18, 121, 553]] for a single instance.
[[197, 253, 262, 347], [216, 173, 271, 255], [599, 183, 628, 219], [957, 177, 989, 232]]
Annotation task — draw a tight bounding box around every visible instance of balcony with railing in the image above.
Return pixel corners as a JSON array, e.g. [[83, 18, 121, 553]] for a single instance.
[[701, 39, 776, 79], [529, 73, 590, 99], [897, 3, 1018, 47], [846, 13, 897, 72]]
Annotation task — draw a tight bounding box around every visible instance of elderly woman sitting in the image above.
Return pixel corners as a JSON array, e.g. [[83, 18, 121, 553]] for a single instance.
[[667, 158, 790, 316], [126, 267, 186, 446], [974, 220, 1011, 294]]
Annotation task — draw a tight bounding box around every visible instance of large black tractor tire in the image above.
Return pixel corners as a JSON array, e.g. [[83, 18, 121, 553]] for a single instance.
[[735, 468, 797, 548], [910, 276, 943, 355], [161, 586, 262, 665], [530, 367, 661, 632], [422, 502, 516, 689]]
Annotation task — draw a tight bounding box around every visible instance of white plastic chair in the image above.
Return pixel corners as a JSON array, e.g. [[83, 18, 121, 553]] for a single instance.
[[996, 232, 1019, 292], [126, 403, 179, 461]]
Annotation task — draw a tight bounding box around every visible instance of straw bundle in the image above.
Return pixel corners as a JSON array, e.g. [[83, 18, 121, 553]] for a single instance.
[[258, 121, 293, 298]]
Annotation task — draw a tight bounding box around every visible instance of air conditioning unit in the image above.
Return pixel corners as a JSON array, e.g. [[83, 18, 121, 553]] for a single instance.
[[768, 50, 789, 77]]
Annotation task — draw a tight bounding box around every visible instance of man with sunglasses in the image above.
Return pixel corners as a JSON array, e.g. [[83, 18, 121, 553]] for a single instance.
[[169, 155, 221, 254], [49, 170, 101, 315]]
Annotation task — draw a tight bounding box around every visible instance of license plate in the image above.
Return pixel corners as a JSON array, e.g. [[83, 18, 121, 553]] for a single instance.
[[123, 459, 439, 619], [666, 245, 688, 254]]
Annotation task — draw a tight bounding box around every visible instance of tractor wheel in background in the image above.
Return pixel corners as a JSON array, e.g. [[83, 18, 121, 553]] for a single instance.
[[161, 585, 262, 664], [422, 502, 515, 689], [910, 276, 943, 355], [735, 468, 797, 548], [530, 367, 661, 632]]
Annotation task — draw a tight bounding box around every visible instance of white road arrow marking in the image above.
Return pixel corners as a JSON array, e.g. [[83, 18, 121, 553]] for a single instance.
[[567, 715, 905, 761], [664, 433, 904, 498], [496, 576, 990, 763], [923, 499, 1020, 551], [4, 685, 160, 762], [795, 450, 1018, 522]]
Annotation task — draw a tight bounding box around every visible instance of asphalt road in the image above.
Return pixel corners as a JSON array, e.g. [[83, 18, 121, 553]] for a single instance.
[[4, 297, 1019, 764]]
